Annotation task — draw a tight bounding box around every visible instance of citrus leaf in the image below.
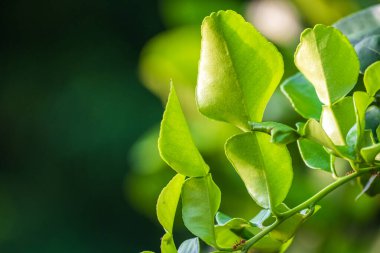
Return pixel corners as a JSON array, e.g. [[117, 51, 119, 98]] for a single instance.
[[249, 121, 300, 144], [297, 138, 331, 172], [295, 24, 359, 105], [354, 35, 380, 72], [178, 237, 200, 253], [225, 132, 293, 209], [280, 72, 322, 119], [353, 91, 374, 148], [157, 174, 186, 234], [197, 10, 284, 130], [161, 233, 177, 253], [182, 174, 221, 247], [320, 97, 356, 145], [360, 143, 380, 163], [159, 84, 209, 177], [364, 61, 380, 97]]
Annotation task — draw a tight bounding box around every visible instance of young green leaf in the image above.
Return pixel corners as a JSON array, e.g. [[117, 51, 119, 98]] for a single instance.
[[250, 209, 271, 229], [249, 121, 300, 144], [157, 174, 186, 233], [214, 218, 258, 248], [197, 10, 284, 130], [159, 84, 209, 177], [320, 97, 356, 145], [360, 143, 380, 163], [295, 24, 359, 105], [182, 174, 221, 247], [225, 132, 293, 209], [215, 212, 232, 225], [355, 35, 380, 72], [297, 139, 331, 172], [178, 238, 200, 253], [161, 233, 177, 253], [364, 61, 380, 97], [303, 119, 349, 158], [353, 91, 374, 147], [280, 72, 322, 119]]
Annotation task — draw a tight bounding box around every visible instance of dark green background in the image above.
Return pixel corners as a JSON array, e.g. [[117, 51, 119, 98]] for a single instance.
[[0, 0, 164, 252]]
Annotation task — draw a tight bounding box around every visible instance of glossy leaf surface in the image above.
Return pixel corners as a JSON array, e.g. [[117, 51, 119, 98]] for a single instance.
[[280, 72, 322, 119], [178, 237, 200, 253], [249, 121, 300, 144], [364, 61, 380, 97], [159, 85, 209, 177], [360, 143, 380, 163], [182, 175, 221, 246], [157, 174, 186, 233], [320, 97, 355, 145], [197, 10, 284, 130], [225, 132, 293, 209], [295, 24, 359, 105], [353, 92, 374, 147], [161, 233, 177, 253], [355, 35, 380, 72], [298, 139, 331, 172]]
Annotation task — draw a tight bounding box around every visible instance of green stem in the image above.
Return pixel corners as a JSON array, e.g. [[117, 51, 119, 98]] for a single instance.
[[241, 219, 281, 253], [280, 167, 376, 218], [241, 166, 378, 252]]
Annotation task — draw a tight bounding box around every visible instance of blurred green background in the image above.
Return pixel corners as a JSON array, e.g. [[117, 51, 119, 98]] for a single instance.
[[1, 0, 380, 253]]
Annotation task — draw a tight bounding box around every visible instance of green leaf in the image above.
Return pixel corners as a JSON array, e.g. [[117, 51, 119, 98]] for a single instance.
[[355, 35, 380, 72], [334, 4, 380, 72], [294, 24, 359, 105], [182, 174, 221, 246], [360, 143, 380, 163], [249, 121, 300, 144], [297, 138, 331, 172], [225, 132, 293, 209], [333, 4, 380, 44], [215, 212, 232, 225], [161, 233, 177, 253], [366, 105, 380, 137], [364, 61, 380, 97], [353, 92, 374, 147], [250, 209, 271, 229], [303, 119, 350, 158], [178, 237, 200, 253], [197, 10, 284, 130], [159, 84, 209, 177], [280, 72, 322, 119], [214, 218, 257, 249], [157, 174, 186, 233], [320, 97, 356, 145]]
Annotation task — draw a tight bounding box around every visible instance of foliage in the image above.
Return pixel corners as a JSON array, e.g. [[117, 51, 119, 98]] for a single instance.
[[144, 4, 380, 253]]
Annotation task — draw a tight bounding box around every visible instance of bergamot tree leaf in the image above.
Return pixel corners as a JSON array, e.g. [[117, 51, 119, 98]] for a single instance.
[[159, 84, 209, 177], [360, 143, 380, 163], [364, 61, 380, 97], [333, 4, 380, 44], [303, 119, 351, 159], [333, 4, 380, 72], [297, 138, 331, 172], [182, 174, 221, 247], [178, 237, 200, 253], [157, 174, 186, 234], [225, 132, 293, 209], [280, 72, 322, 119], [295, 24, 359, 105], [197, 10, 284, 130], [249, 121, 300, 144], [353, 92, 374, 147], [320, 97, 356, 145], [355, 35, 380, 72], [161, 233, 177, 253]]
